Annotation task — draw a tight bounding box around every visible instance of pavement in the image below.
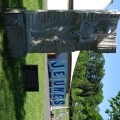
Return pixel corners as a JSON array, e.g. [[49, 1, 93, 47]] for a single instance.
[[44, 53, 51, 120]]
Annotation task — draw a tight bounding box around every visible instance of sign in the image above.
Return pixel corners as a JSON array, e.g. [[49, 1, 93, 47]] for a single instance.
[[23, 65, 39, 91], [48, 53, 68, 106]]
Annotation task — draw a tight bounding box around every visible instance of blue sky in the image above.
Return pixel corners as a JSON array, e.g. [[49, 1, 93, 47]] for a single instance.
[[99, 0, 120, 119]]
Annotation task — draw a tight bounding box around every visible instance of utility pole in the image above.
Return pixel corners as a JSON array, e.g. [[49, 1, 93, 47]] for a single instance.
[[69, 0, 73, 10]]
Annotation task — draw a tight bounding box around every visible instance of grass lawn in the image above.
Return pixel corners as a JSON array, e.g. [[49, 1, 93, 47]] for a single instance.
[[0, 0, 44, 120]]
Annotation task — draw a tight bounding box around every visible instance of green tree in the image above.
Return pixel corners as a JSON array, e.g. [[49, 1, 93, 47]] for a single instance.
[[84, 103, 104, 120], [87, 51, 105, 83], [105, 91, 120, 120], [70, 51, 105, 120], [71, 88, 85, 104]]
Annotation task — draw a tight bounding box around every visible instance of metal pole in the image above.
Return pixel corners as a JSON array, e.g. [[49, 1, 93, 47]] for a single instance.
[[69, 0, 73, 10]]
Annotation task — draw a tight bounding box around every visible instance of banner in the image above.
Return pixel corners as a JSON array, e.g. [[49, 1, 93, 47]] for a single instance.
[[48, 53, 68, 106]]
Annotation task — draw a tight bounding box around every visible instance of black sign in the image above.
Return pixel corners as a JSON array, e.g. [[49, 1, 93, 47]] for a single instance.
[[23, 65, 39, 91]]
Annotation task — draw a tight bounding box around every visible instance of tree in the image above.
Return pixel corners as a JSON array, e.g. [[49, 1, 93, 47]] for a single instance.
[[70, 51, 105, 120], [71, 88, 85, 104], [83, 103, 104, 120], [87, 51, 105, 83], [105, 91, 120, 120]]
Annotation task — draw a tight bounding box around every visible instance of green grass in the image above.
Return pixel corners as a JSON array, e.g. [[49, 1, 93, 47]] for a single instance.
[[23, 0, 44, 10], [24, 54, 45, 120], [0, 0, 44, 120]]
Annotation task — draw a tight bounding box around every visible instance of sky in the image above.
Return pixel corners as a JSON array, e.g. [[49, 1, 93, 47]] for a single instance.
[[99, 0, 120, 119]]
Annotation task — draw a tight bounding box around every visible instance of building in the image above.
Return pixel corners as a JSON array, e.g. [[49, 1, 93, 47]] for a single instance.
[[46, 0, 118, 91], [46, 0, 118, 119]]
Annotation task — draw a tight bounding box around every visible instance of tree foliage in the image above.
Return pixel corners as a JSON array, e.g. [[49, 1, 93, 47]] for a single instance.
[[69, 51, 105, 120], [105, 91, 120, 120]]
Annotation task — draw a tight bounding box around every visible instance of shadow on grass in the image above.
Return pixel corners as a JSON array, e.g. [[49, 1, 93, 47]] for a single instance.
[[1, 34, 26, 120], [0, 0, 27, 120]]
